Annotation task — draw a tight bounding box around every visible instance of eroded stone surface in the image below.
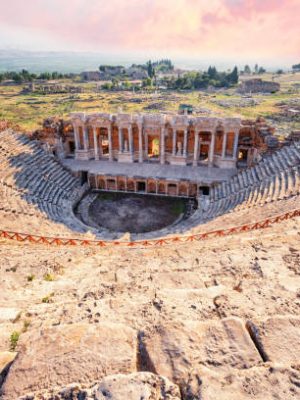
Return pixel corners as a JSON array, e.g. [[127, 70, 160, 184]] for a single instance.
[[142, 317, 262, 396], [248, 316, 300, 365], [1, 323, 137, 399], [94, 372, 181, 400], [198, 365, 300, 400], [0, 351, 17, 387]]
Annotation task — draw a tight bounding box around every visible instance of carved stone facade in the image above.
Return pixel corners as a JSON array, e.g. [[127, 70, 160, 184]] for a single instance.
[[69, 112, 241, 170]]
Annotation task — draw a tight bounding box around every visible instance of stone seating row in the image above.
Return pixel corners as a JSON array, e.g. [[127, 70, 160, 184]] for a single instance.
[[0, 130, 87, 235], [138, 143, 300, 239], [205, 142, 300, 221]]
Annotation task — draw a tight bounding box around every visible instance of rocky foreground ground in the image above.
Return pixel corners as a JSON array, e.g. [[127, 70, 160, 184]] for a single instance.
[[0, 216, 300, 399]]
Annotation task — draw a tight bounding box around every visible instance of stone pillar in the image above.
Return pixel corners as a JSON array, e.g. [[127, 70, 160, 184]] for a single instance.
[[108, 126, 113, 161], [138, 125, 143, 163], [193, 132, 199, 166], [172, 129, 177, 156], [222, 132, 227, 158], [145, 134, 148, 160], [83, 126, 89, 151], [160, 128, 165, 165], [93, 127, 99, 160], [209, 131, 215, 166], [129, 126, 133, 155], [233, 131, 239, 159], [99, 134, 103, 157], [118, 127, 123, 153], [74, 126, 80, 150], [183, 129, 188, 157]]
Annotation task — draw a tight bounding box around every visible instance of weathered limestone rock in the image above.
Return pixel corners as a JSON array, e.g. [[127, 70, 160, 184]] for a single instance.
[[94, 372, 181, 400], [194, 365, 300, 400], [1, 322, 137, 399], [142, 317, 261, 397], [0, 351, 17, 386], [0, 308, 21, 323], [247, 316, 300, 365]]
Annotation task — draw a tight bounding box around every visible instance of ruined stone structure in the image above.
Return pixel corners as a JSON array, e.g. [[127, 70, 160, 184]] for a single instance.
[[61, 112, 242, 197], [53, 112, 281, 198], [238, 78, 280, 94]]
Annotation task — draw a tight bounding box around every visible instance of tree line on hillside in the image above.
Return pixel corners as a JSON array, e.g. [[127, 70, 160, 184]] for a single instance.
[[160, 66, 239, 90], [241, 64, 267, 75], [292, 63, 300, 72], [0, 69, 75, 83]]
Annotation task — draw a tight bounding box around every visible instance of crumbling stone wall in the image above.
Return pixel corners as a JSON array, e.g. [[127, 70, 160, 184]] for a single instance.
[[238, 79, 280, 94]]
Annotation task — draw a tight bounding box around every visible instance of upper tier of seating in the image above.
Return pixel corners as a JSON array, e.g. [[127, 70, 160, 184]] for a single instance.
[[0, 129, 88, 236]]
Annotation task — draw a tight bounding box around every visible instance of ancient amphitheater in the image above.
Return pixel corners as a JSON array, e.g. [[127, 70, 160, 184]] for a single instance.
[[0, 113, 300, 400]]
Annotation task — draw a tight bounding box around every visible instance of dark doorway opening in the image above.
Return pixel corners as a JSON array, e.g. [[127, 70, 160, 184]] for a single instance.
[[69, 141, 75, 154], [137, 181, 146, 192], [199, 186, 210, 196], [81, 171, 88, 185]]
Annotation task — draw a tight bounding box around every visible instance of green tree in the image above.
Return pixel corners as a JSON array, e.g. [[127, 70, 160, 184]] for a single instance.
[[207, 66, 218, 80], [227, 66, 239, 84], [292, 63, 300, 71], [244, 65, 251, 74], [258, 67, 266, 74], [146, 61, 155, 79]]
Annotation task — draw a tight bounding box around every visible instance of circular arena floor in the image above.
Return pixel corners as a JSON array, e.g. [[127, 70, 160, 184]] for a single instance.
[[87, 192, 189, 233]]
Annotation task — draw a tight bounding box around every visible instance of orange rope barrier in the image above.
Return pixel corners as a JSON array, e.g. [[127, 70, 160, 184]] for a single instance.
[[0, 209, 300, 248]]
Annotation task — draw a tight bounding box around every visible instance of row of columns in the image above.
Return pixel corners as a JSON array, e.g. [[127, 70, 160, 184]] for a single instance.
[[74, 124, 239, 165], [92, 175, 192, 197]]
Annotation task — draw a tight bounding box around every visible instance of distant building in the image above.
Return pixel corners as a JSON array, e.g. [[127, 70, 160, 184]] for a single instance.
[[238, 79, 280, 94], [81, 71, 101, 81]]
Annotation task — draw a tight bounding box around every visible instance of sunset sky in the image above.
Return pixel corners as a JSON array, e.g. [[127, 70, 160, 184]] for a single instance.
[[0, 0, 299, 64]]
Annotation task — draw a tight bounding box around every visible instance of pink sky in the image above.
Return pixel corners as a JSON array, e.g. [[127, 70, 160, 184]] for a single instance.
[[0, 0, 299, 61]]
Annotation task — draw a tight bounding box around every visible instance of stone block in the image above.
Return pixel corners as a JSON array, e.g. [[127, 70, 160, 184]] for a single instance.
[[247, 316, 300, 365], [94, 372, 181, 400], [142, 317, 261, 397], [2, 322, 137, 399]]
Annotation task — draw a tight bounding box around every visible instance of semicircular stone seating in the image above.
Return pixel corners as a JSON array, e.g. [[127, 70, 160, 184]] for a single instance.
[[0, 129, 88, 237], [138, 141, 300, 239], [0, 129, 299, 241]]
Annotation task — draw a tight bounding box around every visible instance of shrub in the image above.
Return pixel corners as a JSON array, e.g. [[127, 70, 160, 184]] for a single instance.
[[10, 331, 20, 351], [43, 273, 55, 282]]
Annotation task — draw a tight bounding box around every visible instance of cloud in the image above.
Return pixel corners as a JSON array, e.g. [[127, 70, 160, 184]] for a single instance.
[[0, 0, 299, 59]]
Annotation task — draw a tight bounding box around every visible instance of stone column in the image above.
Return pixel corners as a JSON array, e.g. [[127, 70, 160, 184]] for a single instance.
[[209, 131, 215, 167], [183, 129, 188, 157], [108, 125, 113, 161], [222, 132, 227, 158], [129, 126, 134, 155], [233, 130, 239, 159], [145, 134, 148, 160], [93, 127, 99, 160], [118, 127, 123, 153], [138, 125, 143, 163], [160, 128, 165, 165], [99, 134, 103, 157], [172, 129, 177, 156], [83, 126, 89, 151], [74, 126, 80, 150], [193, 131, 199, 166]]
